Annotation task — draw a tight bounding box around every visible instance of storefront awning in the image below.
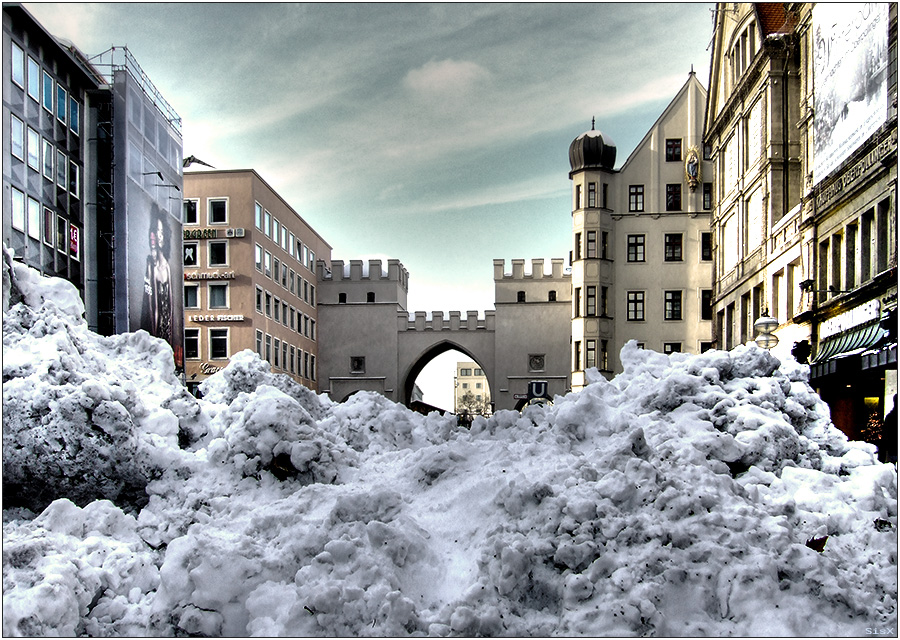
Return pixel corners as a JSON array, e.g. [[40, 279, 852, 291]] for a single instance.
[[811, 321, 887, 379]]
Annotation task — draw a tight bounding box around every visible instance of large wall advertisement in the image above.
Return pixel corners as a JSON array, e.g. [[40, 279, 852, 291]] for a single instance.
[[114, 70, 185, 370], [813, 2, 889, 185]]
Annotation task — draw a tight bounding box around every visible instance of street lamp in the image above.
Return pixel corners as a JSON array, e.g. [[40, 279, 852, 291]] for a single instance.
[[754, 312, 779, 350]]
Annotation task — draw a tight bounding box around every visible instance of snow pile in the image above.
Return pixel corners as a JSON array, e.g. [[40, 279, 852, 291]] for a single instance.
[[3, 251, 897, 637]]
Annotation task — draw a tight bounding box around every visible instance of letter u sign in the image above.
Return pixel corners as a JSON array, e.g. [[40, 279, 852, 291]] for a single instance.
[[528, 380, 548, 399]]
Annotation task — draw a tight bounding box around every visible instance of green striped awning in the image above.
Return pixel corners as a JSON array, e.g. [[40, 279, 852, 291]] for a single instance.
[[811, 321, 887, 379]]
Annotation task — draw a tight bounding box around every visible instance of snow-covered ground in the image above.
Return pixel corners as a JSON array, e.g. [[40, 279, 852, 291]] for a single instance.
[[2, 247, 897, 637]]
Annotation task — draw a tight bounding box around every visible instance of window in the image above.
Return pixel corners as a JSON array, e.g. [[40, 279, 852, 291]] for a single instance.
[[350, 356, 366, 374], [56, 84, 67, 124], [575, 184, 582, 210], [43, 207, 54, 246], [209, 328, 228, 359], [273, 258, 280, 285], [42, 71, 53, 112], [265, 292, 272, 317], [27, 57, 39, 101], [42, 139, 54, 178], [665, 138, 682, 162], [27, 127, 39, 170], [274, 296, 280, 322], [602, 183, 608, 209], [586, 286, 596, 316], [184, 284, 199, 308], [308, 250, 316, 271], [574, 341, 582, 371], [264, 210, 271, 237], [208, 199, 227, 224], [517, 291, 526, 303], [255, 244, 264, 271], [460, 368, 472, 376], [701, 232, 713, 261], [56, 214, 67, 252], [255, 202, 263, 230], [663, 343, 682, 354], [701, 290, 713, 320], [27, 197, 40, 240], [69, 161, 79, 197], [367, 291, 376, 303], [208, 241, 227, 266], [256, 287, 264, 313], [664, 234, 683, 261], [11, 188, 25, 231], [69, 97, 79, 134], [665, 290, 683, 320], [586, 340, 596, 370], [703, 182, 713, 210], [548, 290, 557, 302], [629, 185, 644, 212], [588, 182, 596, 208], [11, 42, 24, 87], [209, 283, 228, 309], [281, 263, 288, 288], [282, 342, 288, 370], [290, 270, 296, 294], [703, 142, 713, 160], [273, 218, 280, 243], [474, 368, 483, 376], [274, 338, 280, 367], [574, 232, 582, 261], [627, 291, 645, 321], [183, 242, 198, 266], [627, 235, 645, 262], [601, 286, 609, 316], [256, 330, 264, 359], [264, 251, 272, 277], [586, 231, 597, 258], [184, 329, 200, 359], [282, 301, 288, 325], [56, 150, 67, 186], [601, 231, 609, 259], [666, 184, 681, 211], [574, 287, 581, 317], [11, 115, 24, 160], [338, 292, 347, 304], [290, 346, 296, 374], [183, 199, 199, 224]]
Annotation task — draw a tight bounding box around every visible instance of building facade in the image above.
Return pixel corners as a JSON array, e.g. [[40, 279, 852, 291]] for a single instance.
[[568, 72, 715, 391], [3, 5, 185, 369], [3, 4, 98, 301], [181, 169, 332, 395], [454, 361, 490, 415], [705, 2, 897, 442]]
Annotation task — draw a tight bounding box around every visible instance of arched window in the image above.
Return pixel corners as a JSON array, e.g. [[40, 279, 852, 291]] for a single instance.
[[367, 292, 375, 303], [338, 292, 347, 304]]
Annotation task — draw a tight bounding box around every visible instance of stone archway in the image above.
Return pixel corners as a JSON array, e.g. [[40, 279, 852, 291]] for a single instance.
[[401, 340, 491, 410]]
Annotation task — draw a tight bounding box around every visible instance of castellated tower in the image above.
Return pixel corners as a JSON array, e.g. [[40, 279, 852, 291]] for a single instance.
[[315, 259, 410, 402], [568, 72, 715, 391]]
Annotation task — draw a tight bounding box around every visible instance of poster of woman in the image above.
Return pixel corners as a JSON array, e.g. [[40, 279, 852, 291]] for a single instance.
[[141, 203, 174, 345]]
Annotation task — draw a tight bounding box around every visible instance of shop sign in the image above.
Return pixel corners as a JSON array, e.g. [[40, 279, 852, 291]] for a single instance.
[[820, 299, 880, 340], [200, 362, 221, 375], [184, 270, 236, 280], [183, 228, 218, 240], [188, 314, 245, 322]]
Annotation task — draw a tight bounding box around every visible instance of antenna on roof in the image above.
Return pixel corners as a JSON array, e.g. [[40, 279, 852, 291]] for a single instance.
[[591, 116, 595, 130], [690, 64, 695, 75]]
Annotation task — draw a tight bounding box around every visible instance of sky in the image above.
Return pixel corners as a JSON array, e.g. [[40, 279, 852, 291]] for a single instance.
[[25, 2, 716, 410]]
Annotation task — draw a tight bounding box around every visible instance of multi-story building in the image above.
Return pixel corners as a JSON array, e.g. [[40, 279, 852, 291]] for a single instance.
[[568, 71, 715, 390], [3, 5, 185, 368], [706, 2, 897, 442], [3, 3, 99, 300], [181, 169, 332, 395], [454, 361, 490, 415]]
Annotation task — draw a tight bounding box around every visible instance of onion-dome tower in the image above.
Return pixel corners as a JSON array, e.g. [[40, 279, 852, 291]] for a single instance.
[[568, 118, 616, 176]]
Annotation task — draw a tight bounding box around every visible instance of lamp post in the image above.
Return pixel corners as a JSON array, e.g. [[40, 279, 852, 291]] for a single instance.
[[754, 312, 779, 350]]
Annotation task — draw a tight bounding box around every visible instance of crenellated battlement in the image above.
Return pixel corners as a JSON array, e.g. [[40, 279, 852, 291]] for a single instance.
[[398, 310, 496, 332], [317, 258, 410, 291], [493, 258, 568, 281]]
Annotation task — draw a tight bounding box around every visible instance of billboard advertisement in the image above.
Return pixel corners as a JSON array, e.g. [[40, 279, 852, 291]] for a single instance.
[[114, 68, 185, 371], [813, 3, 889, 184]]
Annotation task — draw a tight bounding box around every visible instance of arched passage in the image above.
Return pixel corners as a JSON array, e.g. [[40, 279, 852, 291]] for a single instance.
[[401, 340, 490, 410]]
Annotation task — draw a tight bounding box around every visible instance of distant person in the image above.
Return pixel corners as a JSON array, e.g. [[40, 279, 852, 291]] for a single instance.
[[141, 206, 173, 344]]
